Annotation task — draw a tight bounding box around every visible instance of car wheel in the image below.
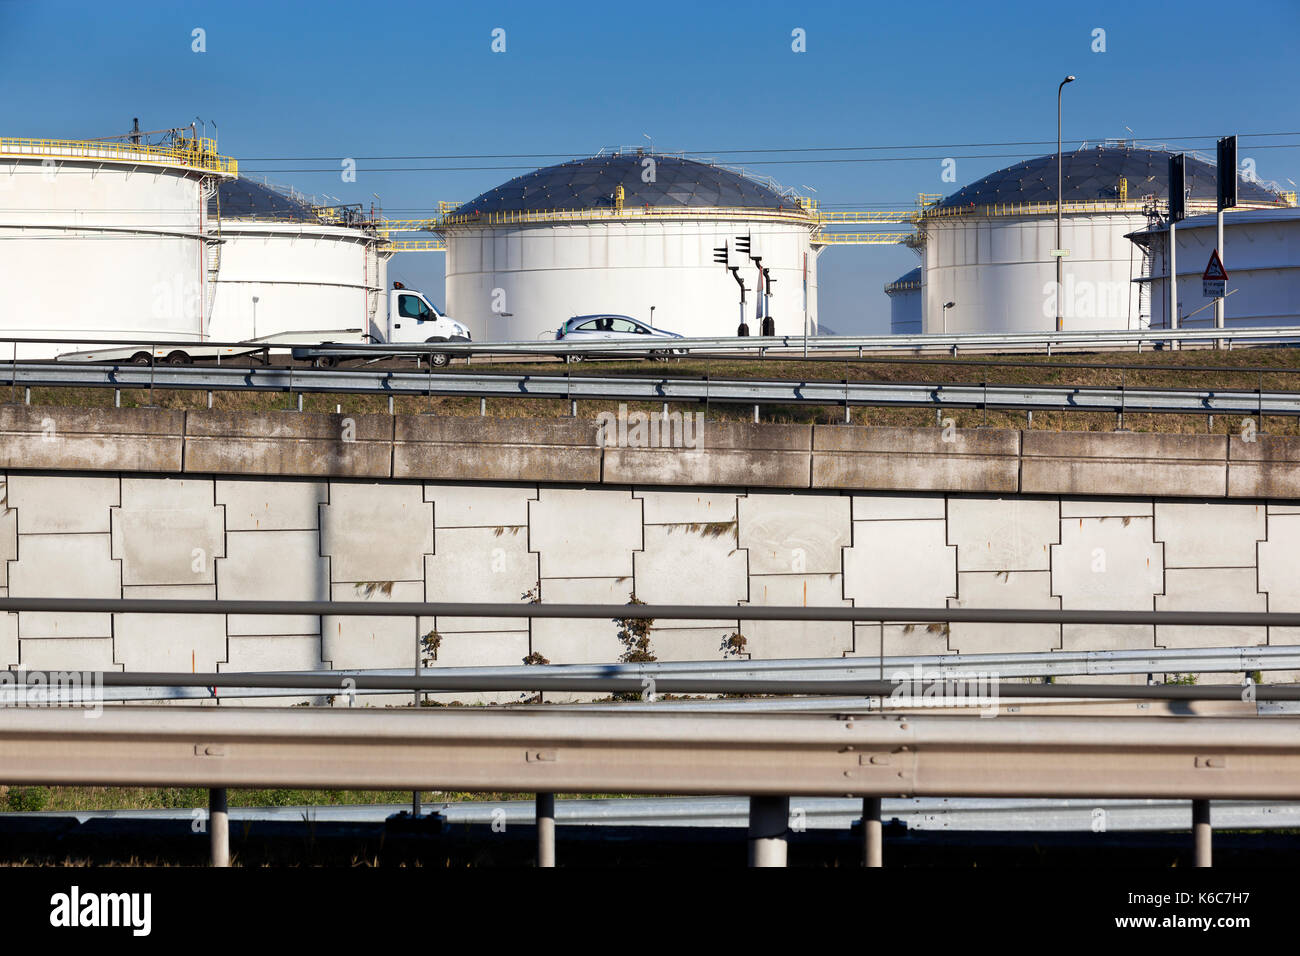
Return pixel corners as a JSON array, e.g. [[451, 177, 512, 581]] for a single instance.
[[564, 353, 584, 364], [129, 351, 153, 366], [314, 355, 339, 369], [427, 351, 451, 368], [165, 350, 191, 365]]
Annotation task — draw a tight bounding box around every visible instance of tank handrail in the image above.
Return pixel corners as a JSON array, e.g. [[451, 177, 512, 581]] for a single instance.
[[0, 136, 237, 176]]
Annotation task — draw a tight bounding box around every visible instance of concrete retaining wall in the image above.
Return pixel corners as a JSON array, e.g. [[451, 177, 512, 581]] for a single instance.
[[1, 407, 1297, 700], [0, 406, 1293, 498]]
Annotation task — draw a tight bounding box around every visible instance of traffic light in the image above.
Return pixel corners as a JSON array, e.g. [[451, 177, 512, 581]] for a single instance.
[[712, 244, 729, 266], [734, 233, 752, 256], [1217, 135, 1238, 210], [1169, 154, 1186, 223]]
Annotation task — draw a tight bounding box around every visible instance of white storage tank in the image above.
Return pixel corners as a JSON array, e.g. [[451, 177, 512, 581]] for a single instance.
[[0, 135, 236, 357], [440, 151, 821, 341], [885, 267, 922, 334], [207, 179, 391, 343], [918, 144, 1292, 334], [1129, 208, 1300, 329]]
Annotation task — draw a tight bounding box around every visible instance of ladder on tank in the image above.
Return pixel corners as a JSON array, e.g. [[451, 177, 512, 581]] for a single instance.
[[202, 178, 222, 335]]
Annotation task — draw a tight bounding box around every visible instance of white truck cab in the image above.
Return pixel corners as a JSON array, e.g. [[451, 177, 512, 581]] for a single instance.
[[386, 282, 471, 346]]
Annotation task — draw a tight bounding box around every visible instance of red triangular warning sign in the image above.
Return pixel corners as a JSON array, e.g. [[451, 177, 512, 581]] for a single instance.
[[1203, 249, 1229, 281]]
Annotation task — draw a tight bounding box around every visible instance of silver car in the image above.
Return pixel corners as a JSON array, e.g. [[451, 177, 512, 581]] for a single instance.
[[554, 314, 685, 362]]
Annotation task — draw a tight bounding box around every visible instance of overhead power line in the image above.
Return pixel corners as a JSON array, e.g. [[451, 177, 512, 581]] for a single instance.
[[235, 131, 1300, 162]]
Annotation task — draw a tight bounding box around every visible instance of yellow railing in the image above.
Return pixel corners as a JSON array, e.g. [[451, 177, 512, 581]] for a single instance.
[[922, 196, 1293, 219], [0, 136, 238, 175], [813, 232, 912, 245], [383, 238, 447, 252], [437, 203, 820, 228], [377, 218, 441, 234], [817, 209, 918, 224]]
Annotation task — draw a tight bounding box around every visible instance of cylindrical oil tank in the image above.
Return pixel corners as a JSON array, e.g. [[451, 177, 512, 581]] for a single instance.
[[441, 153, 820, 341], [207, 179, 391, 343], [1130, 208, 1300, 329], [885, 267, 922, 334], [919, 145, 1292, 334], [0, 136, 236, 357]]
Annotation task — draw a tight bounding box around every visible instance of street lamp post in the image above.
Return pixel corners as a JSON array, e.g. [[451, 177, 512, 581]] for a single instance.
[[251, 295, 259, 340], [942, 301, 955, 334], [1056, 75, 1076, 332]]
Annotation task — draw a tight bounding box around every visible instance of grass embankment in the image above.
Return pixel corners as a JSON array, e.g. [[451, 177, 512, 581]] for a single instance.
[[22, 346, 1300, 434]]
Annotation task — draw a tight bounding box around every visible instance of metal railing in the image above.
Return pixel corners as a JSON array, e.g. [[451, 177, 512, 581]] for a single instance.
[[15, 322, 1300, 365], [12, 358, 1300, 417], [0, 596, 1296, 867], [436, 203, 818, 228], [50, 645, 1299, 704], [0, 135, 238, 176], [813, 231, 912, 245], [921, 196, 1296, 220]]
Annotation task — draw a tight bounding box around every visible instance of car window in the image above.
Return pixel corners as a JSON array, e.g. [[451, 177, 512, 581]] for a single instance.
[[609, 318, 639, 333], [398, 294, 431, 321], [573, 320, 601, 331]]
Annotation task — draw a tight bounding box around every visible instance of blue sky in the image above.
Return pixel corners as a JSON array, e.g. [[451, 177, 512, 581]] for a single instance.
[[3, 0, 1298, 333]]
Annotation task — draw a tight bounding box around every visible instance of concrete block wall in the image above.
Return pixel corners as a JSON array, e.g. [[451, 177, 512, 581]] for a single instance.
[[4, 407, 1300, 700], [1, 472, 1298, 699]]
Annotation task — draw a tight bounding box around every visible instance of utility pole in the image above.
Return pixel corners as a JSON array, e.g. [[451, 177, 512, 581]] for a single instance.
[[1055, 75, 1076, 331]]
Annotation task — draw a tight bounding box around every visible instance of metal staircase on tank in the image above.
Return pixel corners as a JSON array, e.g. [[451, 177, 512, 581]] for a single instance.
[[202, 177, 222, 334]]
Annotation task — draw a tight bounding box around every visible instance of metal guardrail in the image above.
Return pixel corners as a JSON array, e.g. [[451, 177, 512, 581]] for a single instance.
[[9, 598, 1300, 626], [312, 323, 1300, 356], [1, 595, 1295, 867], [67, 645, 1297, 703], [9, 361, 1300, 417], [8, 322, 1300, 363], [0, 707, 1296, 800], [14, 670, 1289, 701]]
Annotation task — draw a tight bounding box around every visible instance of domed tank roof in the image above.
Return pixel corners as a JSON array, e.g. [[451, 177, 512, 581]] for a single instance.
[[884, 267, 921, 295], [210, 177, 318, 221], [453, 153, 801, 216], [934, 144, 1283, 210]]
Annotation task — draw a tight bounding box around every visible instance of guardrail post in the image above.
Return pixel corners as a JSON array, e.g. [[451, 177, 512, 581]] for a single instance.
[[1193, 799, 1212, 867], [862, 796, 883, 867], [747, 795, 790, 867], [209, 787, 229, 867], [536, 792, 556, 867]]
